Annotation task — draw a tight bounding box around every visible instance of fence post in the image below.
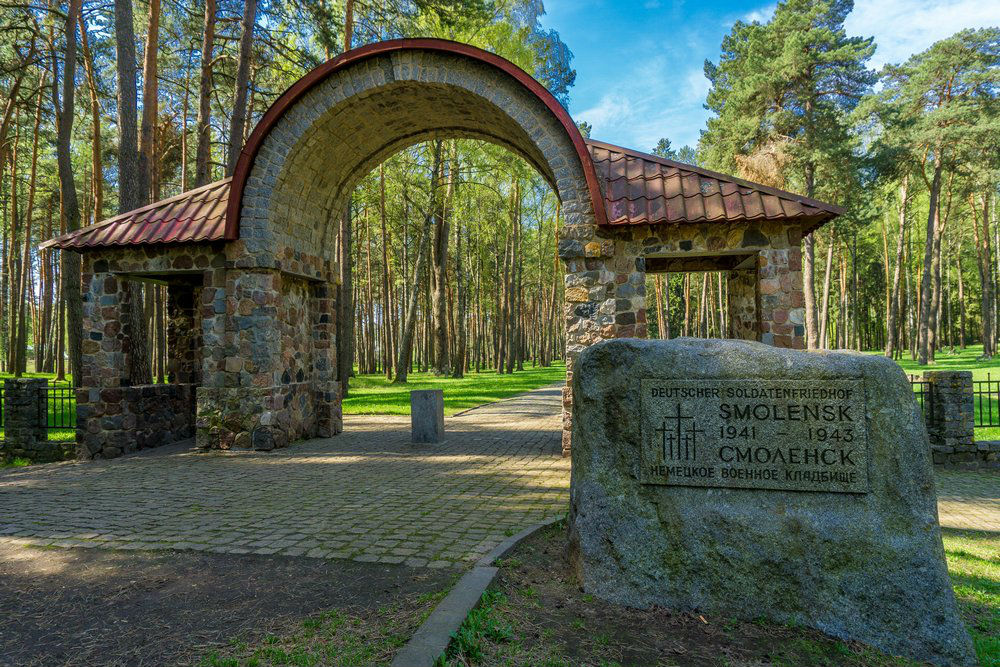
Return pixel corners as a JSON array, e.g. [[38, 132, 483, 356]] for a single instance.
[[2, 378, 48, 462], [923, 371, 975, 466]]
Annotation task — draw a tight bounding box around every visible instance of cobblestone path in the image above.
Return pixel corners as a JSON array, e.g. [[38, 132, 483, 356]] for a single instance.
[[0, 386, 569, 569], [2, 386, 997, 571], [935, 468, 1000, 533]]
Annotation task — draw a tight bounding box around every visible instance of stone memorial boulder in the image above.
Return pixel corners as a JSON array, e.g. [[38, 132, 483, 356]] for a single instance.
[[568, 338, 976, 667]]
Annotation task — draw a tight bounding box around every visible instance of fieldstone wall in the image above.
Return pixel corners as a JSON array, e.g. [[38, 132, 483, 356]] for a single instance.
[[75, 239, 342, 458], [77, 245, 224, 459], [193, 265, 341, 451], [559, 220, 806, 454]]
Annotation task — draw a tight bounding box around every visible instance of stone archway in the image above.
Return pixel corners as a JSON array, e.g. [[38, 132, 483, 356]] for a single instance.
[[200, 39, 613, 451], [49, 40, 841, 460]]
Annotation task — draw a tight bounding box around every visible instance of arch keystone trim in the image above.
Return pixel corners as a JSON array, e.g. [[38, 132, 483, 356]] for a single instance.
[[225, 38, 608, 239]]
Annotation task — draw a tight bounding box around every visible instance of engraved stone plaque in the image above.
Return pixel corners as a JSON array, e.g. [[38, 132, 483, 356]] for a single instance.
[[640, 378, 869, 493]]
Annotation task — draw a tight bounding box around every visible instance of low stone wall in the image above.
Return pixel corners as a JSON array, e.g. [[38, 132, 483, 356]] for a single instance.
[[77, 383, 196, 459]]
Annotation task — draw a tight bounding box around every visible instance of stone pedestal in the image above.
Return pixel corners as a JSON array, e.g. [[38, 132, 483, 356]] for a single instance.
[[411, 390, 444, 443]]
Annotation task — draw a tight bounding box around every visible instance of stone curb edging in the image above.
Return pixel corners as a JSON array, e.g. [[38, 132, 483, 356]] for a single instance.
[[390, 515, 564, 667]]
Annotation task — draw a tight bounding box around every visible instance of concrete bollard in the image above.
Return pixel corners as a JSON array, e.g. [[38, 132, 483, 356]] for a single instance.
[[411, 389, 444, 444]]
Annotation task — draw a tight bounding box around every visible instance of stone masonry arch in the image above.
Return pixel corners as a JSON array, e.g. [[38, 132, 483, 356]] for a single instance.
[[226, 39, 607, 273], [201, 39, 611, 451]]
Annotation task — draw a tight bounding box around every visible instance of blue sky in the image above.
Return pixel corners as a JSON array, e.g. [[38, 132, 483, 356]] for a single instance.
[[540, 0, 1000, 153]]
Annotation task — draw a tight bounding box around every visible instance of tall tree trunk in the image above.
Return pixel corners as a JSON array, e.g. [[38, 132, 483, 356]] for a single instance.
[[344, 0, 354, 51], [394, 142, 442, 384], [139, 0, 160, 201], [379, 164, 393, 379], [682, 274, 690, 337], [115, 0, 151, 384], [13, 80, 44, 375], [194, 0, 216, 187], [886, 177, 908, 358], [337, 205, 354, 394], [431, 141, 451, 375], [226, 0, 257, 175], [802, 165, 819, 349], [918, 152, 942, 364], [654, 275, 667, 339], [452, 172, 467, 378], [78, 15, 102, 222], [819, 226, 835, 348], [971, 192, 995, 358], [956, 240, 966, 350], [58, 0, 83, 387]]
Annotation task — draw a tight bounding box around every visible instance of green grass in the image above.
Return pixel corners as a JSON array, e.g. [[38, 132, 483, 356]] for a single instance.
[[342, 362, 566, 416], [0, 456, 30, 468], [875, 344, 1000, 441], [942, 528, 1000, 667], [199, 590, 449, 667], [882, 344, 1000, 381]]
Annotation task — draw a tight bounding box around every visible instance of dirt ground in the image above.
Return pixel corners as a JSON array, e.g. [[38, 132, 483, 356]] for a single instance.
[[445, 522, 929, 667], [0, 542, 455, 667]]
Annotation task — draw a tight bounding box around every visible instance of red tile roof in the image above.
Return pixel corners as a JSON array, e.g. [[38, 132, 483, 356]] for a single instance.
[[586, 139, 843, 231], [42, 141, 843, 252], [40, 179, 230, 250]]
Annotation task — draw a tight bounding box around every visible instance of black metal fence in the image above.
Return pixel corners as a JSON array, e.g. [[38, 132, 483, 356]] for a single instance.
[[907, 375, 935, 423], [973, 373, 1000, 429], [42, 384, 76, 430]]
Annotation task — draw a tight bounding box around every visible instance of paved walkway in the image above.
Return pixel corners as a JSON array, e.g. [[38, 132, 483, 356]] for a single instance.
[[2, 385, 997, 572], [935, 468, 1000, 533], [0, 386, 569, 569]]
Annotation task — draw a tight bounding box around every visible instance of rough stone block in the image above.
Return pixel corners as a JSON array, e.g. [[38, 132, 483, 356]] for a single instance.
[[568, 338, 975, 667], [411, 390, 445, 444]]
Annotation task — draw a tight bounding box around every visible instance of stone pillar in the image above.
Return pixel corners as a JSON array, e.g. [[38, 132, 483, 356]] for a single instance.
[[197, 267, 335, 449], [2, 379, 47, 461], [726, 269, 759, 341], [167, 282, 201, 384], [312, 280, 342, 438], [757, 233, 805, 349], [559, 231, 644, 456], [77, 262, 130, 459], [924, 371, 976, 465]]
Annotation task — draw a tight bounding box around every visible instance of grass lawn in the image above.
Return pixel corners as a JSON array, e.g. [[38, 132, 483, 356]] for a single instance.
[[440, 521, 1000, 667], [877, 344, 1000, 441], [342, 362, 566, 416], [942, 528, 1000, 666]]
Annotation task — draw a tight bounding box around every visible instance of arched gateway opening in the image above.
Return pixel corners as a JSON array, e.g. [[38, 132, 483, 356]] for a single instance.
[[217, 40, 607, 454], [45, 39, 841, 460]]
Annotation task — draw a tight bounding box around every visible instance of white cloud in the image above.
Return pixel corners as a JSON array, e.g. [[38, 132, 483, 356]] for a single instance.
[[740, 3, 775, 24], [575, 63, 709, 151], [846, 0, 1000, 69]]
